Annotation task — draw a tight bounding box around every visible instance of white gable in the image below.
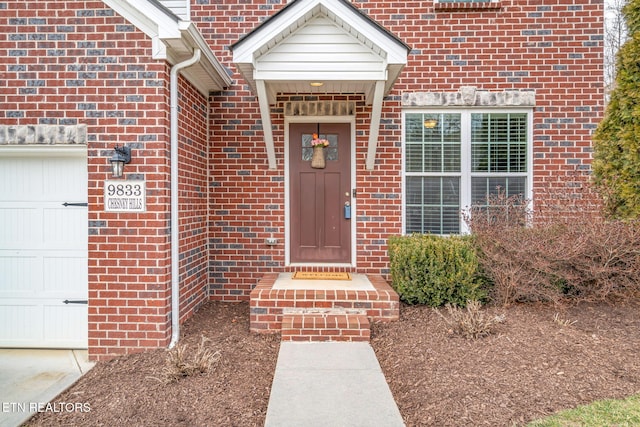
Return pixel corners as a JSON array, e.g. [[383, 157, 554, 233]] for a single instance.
[[231, 0, 409, 170], [255, 16, 386, 82], [233, 0, 408, 105]]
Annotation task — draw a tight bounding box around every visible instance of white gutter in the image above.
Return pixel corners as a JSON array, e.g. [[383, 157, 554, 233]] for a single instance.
[[168, 48, 201, 350]]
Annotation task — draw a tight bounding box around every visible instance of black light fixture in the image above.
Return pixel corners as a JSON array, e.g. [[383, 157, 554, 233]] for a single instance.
[[109, 145, 131, 178]]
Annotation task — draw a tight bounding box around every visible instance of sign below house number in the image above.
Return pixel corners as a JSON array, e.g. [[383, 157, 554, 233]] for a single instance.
[[104, 180, 146, 212]]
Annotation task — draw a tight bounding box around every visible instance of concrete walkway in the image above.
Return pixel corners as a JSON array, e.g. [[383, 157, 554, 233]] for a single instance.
[[0, 349, 94, 427], [265, 342, 405, 427]]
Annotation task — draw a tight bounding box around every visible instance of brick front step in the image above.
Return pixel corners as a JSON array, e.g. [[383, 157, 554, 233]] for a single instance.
[[281, 308, 370, 342], [249, 273, 399, 335]]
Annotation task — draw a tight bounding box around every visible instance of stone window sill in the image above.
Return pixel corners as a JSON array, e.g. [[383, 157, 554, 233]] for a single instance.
[[434, 1, 502, 12]]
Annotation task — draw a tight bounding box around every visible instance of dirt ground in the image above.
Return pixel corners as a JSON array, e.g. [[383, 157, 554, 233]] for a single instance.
[[27, 299, 640, 426]]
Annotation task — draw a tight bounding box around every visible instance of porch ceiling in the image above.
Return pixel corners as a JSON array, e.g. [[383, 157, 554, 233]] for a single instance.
[[231, 0, 410, 170]]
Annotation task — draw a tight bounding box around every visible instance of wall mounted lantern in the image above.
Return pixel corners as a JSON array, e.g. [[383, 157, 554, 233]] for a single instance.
[[109, 145, 131, 178]]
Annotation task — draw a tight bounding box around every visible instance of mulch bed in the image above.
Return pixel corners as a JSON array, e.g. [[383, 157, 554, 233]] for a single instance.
[[27, 299, 640, 426], [373, 301, 640, 426]]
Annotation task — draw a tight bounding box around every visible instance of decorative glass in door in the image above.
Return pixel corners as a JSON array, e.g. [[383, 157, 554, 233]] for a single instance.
[[301, 133, 339, 161]]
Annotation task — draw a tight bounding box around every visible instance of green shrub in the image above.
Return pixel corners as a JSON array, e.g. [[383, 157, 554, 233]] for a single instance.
[[592, 0, 640, 219], [388, 234, 485, 307]]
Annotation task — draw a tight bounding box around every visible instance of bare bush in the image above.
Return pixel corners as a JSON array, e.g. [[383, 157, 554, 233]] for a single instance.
[[464, 190, 566, 305], [551, 216, 640, 300], [435, 300, 505, 339], [163, 336, 221, 383], [465, 175, 640, 306]]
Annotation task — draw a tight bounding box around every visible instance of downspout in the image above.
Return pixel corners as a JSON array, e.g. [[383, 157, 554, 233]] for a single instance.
[[168, 48, 201, 349]]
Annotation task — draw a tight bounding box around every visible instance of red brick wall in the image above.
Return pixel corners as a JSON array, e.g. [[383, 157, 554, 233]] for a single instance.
[[198, 0, 604, 297], [176, 76, 210, 321], [0, 0, 210, 359]]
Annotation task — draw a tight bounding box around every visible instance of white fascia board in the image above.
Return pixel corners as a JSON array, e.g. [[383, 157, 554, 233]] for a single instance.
[[151, 36, 167, 59], [103, 1, 231, 94], [179, 22, 232, 88], [102, 0, 181, 59], [102, 0, 159, 37], [385, 64, 404, 91], [320, 0, 408, 65], [254, 70, 388, 81]]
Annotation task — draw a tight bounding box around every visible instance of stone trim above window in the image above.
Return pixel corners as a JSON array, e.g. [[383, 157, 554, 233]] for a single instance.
[[0, 124, 87, 145], [434, 1, 502, 12], [402, 87, 535, 108]]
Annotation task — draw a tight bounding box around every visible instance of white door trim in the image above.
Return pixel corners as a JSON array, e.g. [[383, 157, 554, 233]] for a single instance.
[[0, 145, 86, 157]]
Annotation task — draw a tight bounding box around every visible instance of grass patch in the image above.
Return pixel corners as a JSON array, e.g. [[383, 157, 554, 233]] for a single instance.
[[528, 393, 640, 426]]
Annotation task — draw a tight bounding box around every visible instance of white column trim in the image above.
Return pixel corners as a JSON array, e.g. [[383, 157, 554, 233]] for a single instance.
[[256, 80, 277, 170], [365, 80, 386, 170]]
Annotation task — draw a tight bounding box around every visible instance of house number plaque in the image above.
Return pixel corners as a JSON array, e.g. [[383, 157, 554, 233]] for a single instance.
[[104, 180, 146, 212]]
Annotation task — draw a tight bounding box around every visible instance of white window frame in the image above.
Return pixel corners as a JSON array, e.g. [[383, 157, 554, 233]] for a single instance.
[[402, 108, 534, 235]]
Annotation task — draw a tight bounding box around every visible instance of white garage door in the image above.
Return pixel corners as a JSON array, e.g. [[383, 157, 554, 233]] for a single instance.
[[0, 148, 88, 348]]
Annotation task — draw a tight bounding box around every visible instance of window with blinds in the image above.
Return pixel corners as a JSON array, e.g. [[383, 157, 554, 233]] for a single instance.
[[405, 113, 462, 234], [403, 110, 531, 234]]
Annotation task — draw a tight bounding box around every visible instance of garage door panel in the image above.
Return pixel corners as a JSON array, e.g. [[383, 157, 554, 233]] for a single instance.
[[0, 304, 42, 345], [0, 255, 42, 294], [0, 153, 87, 348], [0, 302, 87, 348], [0, 157, 85, 201], [42, 158, 87, 200], [0, 159, 44, 200], [43, 255, 88, 295], [43, 305, 88, 347], [0, 252, 85, 297], [43, 207, 87, 248], [0, 208, 39, 247]]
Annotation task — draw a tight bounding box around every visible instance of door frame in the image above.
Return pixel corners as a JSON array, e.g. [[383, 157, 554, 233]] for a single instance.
[[284, 115, 357, 267]]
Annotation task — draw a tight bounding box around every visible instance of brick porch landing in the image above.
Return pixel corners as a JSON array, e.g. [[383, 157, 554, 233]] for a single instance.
[[249, 273, 399, 341]]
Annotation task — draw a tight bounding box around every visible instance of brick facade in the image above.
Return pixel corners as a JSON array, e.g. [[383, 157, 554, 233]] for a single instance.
[[0, 1, 210, 359], [0, 0, 604, 359], [203, 0, 604, 297]]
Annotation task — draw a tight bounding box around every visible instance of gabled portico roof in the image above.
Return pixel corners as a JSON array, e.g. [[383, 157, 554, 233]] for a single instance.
[[231, 0, 410, 170]]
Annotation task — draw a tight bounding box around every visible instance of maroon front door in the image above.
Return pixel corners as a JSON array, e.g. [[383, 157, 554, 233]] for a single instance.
[[290, 123, 351, 263]]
